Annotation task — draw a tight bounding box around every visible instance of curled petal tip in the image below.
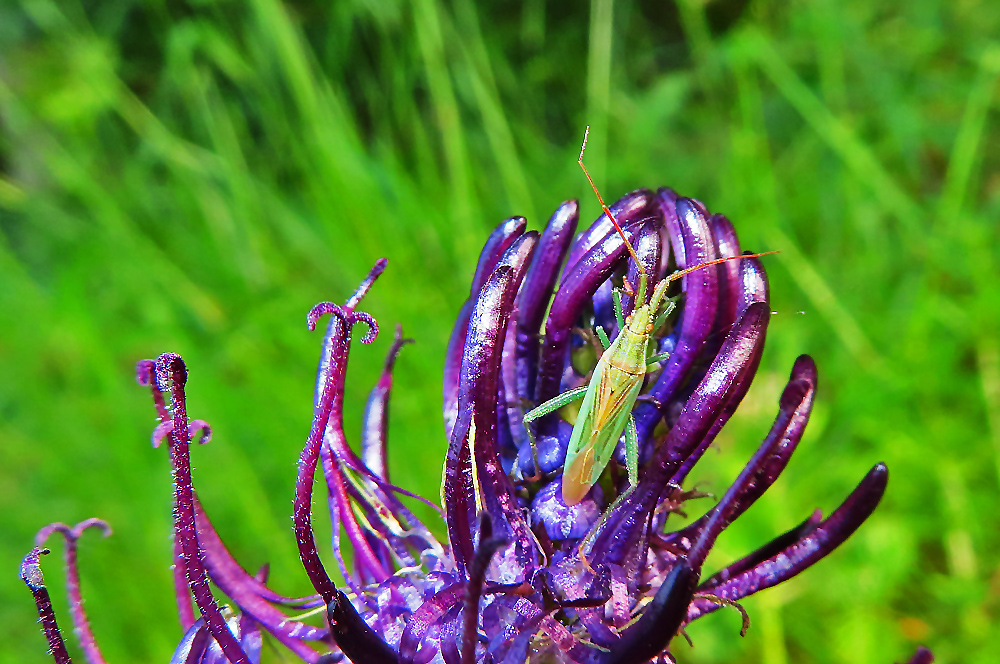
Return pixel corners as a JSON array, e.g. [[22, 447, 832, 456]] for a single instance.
[[151, 421, 172, 448], [153, 353, 186, 391], [35, 519, 112, 547], [326, 590, 398, 663], [609, 559, 698, 663], [188, 420, 213, 445], [74, 518, 112, 538], [34, 524, 69, 547], [865, 462, 889, 494], [351, 312, 379, 344], [135, 359, 155, 386], [307, 302, 345, 331], [315, 655, 343, 664]]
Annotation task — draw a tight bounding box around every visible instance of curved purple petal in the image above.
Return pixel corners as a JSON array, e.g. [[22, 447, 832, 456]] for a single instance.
[[515, 200, 579, 398], [363, 325, 414, 481], [591, 302, 770, 569], [563, 189, 655, 275], [444, 232, 539, 575], [632, 196, 721, 445], [603, 560, 697, 664], [686, 463, 888, 621], [170, 620, 210, 664], [154, 352, 249, 664], [327, 590, 399, 664]]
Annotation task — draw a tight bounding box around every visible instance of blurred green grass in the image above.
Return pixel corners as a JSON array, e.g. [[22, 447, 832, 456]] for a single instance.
[[1, 0, 998, 662]]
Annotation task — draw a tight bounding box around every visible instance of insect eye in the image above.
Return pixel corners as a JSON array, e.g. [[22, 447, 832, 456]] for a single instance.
[[646, 322, 654, 333], [625, 315, 632, 325]]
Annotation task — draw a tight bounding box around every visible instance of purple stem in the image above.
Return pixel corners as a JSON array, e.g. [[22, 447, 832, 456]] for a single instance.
[[445, 218, 526, 440], [344, 258, 388, 312], [444, 234, 538, 572], [514, 199, 579, 402], [296, 271, 397, 659], [462, 515, 508, 664], [467, 237, 538, 565], [296, 305, 360, 600], [154, 353, 249, 664], [663, 356, 818, 557], [34, 520, 111, 664], [193, 499, 320, 607], [172, 531, 197, 630], [192, 503, 331, 662], [321, 439, 390, 587], [20, 548, 73, 664], [686, 359, 818, 571], [362, 325, 413, 481], [139, 358, 197, 628]]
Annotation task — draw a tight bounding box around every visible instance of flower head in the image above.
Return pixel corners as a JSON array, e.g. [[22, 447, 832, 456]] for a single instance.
[[24, 188, 900, 663]]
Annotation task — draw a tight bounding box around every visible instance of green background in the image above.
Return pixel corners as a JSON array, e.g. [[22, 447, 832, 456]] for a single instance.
[[2, 0, 997, 662]]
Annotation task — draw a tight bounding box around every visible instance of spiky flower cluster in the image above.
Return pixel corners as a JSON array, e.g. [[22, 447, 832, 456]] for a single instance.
[[23, 188, 923, 664]]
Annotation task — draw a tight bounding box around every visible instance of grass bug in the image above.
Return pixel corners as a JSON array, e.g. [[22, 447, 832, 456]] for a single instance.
[[523, 127, 777, 508]]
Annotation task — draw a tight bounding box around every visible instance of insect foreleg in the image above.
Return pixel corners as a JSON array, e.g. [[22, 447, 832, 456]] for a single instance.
[[596, 326, 612, 350], [613, 289, 625, 332], [522, 386, 589, 481], [523, 386, 591, 425], [646, 351, 671, 368], [652, 296, 679, 332]]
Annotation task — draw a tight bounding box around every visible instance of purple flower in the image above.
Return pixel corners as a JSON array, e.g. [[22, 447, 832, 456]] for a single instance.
[[22, 189, 929, 664]]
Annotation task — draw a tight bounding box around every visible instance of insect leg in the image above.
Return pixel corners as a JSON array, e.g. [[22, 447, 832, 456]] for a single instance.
[[625, 414, 638, 490], [646, 351, 671, 369], [596, 326, 612, 350], [613, 289, 625, 332], [522, 386, 589, 481], [652, 296, 678, 332]]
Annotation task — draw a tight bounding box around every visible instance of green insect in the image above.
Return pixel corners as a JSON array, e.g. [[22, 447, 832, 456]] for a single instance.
[[523, 127, 776, 508]]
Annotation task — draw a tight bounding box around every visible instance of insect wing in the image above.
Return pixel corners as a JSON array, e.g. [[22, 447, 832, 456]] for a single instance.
[[561, 355, 643, 505]]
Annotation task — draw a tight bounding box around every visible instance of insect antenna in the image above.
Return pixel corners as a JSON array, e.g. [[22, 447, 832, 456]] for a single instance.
[[578, 126, 645, 273], [579, 126, 778, 295], [663, 250, 780, 285]]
